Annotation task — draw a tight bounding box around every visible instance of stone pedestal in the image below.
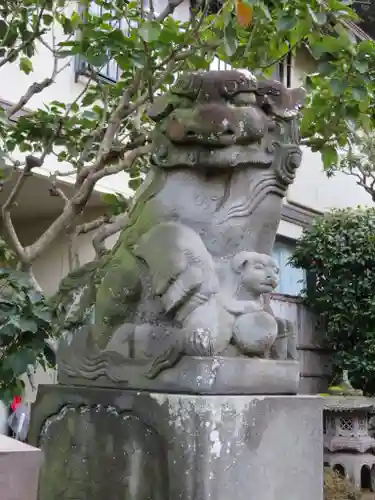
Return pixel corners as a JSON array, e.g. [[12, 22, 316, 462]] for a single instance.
[[29, 384, 323, 500], [0, 434, 42, 500]]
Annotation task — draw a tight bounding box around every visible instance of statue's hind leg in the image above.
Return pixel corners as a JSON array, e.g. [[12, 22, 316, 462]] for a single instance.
[[92, 248, 142, 350]]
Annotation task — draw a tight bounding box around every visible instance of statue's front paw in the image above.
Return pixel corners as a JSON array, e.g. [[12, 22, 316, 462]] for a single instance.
[[185, 328, 215, 356]]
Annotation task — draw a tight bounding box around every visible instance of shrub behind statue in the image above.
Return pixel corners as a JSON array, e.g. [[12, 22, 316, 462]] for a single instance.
[[291, 207, 375, 395]]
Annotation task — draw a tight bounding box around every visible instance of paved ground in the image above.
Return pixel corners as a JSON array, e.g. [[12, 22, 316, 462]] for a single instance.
[[361, 492, 375, 499]]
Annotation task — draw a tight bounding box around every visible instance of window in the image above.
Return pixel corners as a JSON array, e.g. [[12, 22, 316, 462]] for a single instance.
[[273, 51, 292, 87], [210, 53, 292, 86], [272, 237, 306, 297]]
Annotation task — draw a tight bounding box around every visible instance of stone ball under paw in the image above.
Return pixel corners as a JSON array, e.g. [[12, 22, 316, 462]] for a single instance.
[[232, 311, 278, 356]]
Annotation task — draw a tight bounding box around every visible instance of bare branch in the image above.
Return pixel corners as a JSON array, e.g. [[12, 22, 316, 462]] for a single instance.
[[77, 37, 191, 188], [76, 71, 143, 185], [48, 182, 69, 205], [75, 84, 109, 171], [24, 143, 152, 263], [97, 72, 143, 158], [76, 215, 112, 236], [143, 41, 154, 103], [1, 168, 29, 262], [148, 0, 155, 18], [157, 0, 184, 22], [90, 143, 153, 182], [68, 214, 113, 270], [92, 213, 128, 257], [7, 79, 53, 119]]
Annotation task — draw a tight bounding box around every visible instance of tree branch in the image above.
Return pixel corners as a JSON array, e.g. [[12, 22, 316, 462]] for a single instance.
[[157, 0, 184, 22], [76, 71, 144, 185], [76, 215, 112, 236], [92, 213, 128, 257], [48, 176, 69, 206], [67, 214, 114, 270], [75, 84, 109, 172], [1, 166, 30, 263], [24, 143, 152, 263], [7, 62, 70, 119]]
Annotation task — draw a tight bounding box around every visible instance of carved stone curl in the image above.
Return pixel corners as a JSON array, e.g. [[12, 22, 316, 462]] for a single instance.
[[56, 70, 305, 394]]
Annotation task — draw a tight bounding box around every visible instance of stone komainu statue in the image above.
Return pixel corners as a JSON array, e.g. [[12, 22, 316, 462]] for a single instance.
[[54, 70, 305, 394]]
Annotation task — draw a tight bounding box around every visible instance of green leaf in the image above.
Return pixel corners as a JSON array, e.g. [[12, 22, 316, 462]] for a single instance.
[[69, 102, 79, 113], [259, 3, 271, 20], [330, 79, 347, 96], [317, 60, 332, 74], [0, 20, 8, 38], [19, 57, 33, 75], [223, 24, 238, 57], [42, 14, 54, 26], [319, 35, 342, 54], [82, 92, 98, 107], [61, 16, 74, 34], [307, 7, 327, 26], [5, 316, 38, 333], [322, 145, 338, 170], [3, 350, 36, 378], [277, 16, 295, 31], [102, 193, 119, 205], [71, 11, 81, 28], [353, 60, 368, 74], [352, 86, 367, 102], [32, 308, 52, 323], [85, 51, 109, 67], [139, 21, 161, 43], [0, 322, 16, 337], [129, 177, 142, 190]]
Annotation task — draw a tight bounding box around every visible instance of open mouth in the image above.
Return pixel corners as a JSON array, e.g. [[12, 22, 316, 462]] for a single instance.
[[260, 280, 277, 289]]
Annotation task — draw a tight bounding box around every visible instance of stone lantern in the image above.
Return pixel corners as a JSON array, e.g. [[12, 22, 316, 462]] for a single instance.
[[324, 396, 375, 491]]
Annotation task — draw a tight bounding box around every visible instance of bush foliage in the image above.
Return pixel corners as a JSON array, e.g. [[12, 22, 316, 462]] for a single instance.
[[291, 208, 375, 394], [0, 267, 55, 402], [0, 240, 54, 401]]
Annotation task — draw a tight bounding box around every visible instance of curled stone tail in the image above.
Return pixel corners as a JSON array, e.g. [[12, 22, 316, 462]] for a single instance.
[[146, 343, 184, 379]]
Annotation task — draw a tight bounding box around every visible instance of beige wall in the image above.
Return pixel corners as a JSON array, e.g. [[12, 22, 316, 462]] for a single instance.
[[15, 210, 119, 296]]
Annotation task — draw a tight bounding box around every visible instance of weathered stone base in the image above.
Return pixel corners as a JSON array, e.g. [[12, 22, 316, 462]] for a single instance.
[[58, 356, 300, 395], [29, 384, 323, 500]]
